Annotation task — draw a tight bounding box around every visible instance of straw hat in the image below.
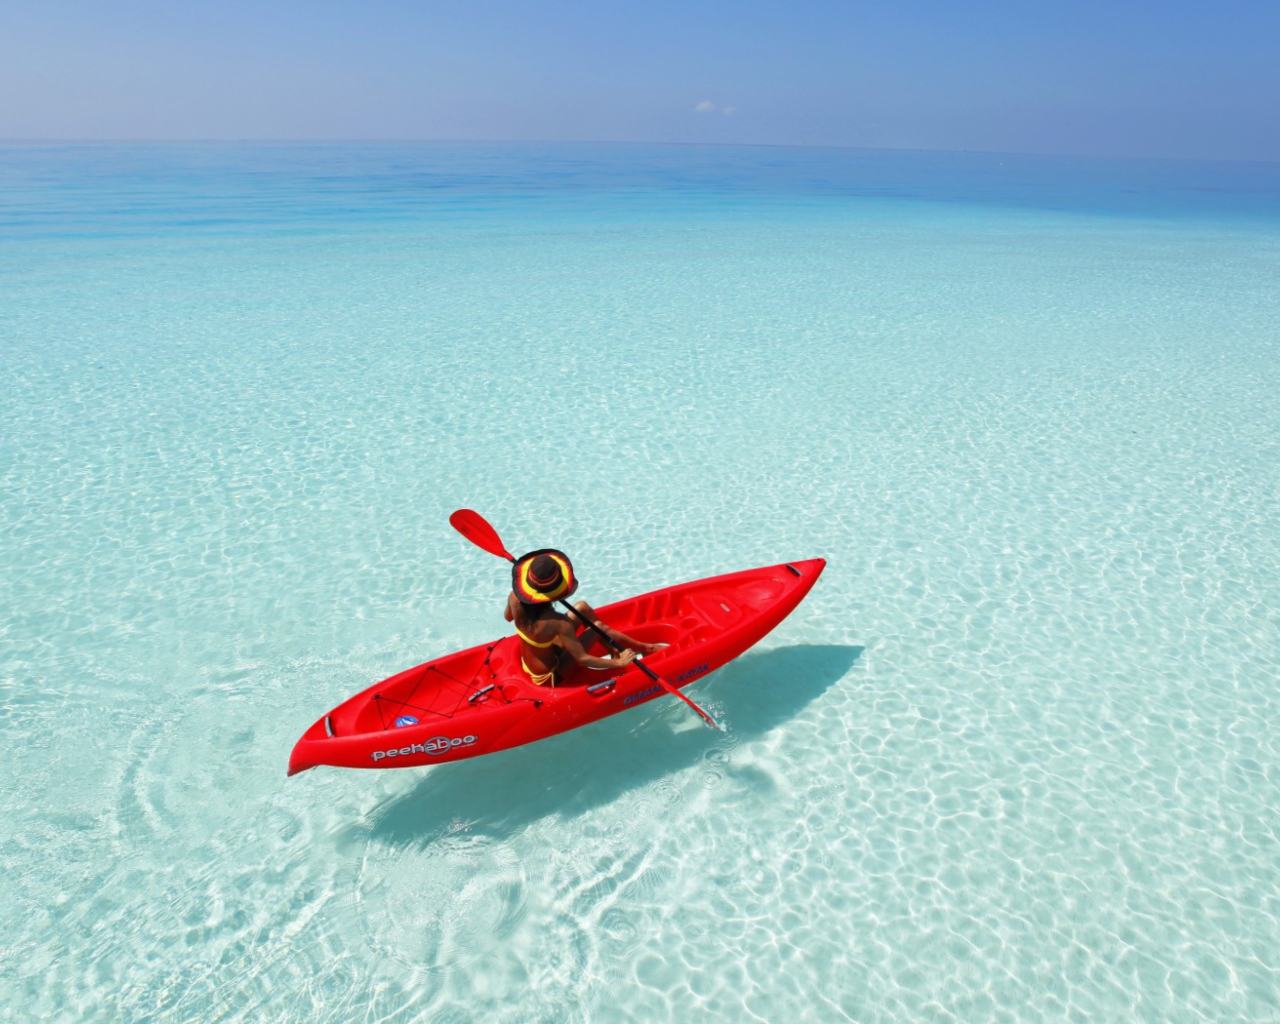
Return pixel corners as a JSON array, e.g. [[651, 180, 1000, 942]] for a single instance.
[[512, 549, 576, 604]]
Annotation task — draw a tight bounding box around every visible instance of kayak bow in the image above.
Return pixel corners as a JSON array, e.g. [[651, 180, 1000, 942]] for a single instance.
[[288, 559, 824, 775]]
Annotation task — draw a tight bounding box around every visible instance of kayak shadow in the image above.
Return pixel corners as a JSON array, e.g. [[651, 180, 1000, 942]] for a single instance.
[[361, 643, 861, 849]]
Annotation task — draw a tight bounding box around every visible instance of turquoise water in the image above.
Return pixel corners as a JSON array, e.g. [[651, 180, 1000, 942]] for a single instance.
[[3, 143, 1279, 1021]]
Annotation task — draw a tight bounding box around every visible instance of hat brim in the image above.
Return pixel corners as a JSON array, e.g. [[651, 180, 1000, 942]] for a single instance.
[[512, 549, 577, 604]]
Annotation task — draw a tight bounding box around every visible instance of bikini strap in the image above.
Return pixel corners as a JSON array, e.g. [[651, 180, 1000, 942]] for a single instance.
[[515, 625, 556, 649]]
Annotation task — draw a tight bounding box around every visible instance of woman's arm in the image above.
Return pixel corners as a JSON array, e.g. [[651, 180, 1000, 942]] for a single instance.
[[568, 601, 663, 655], [556, 623, 636, 671]]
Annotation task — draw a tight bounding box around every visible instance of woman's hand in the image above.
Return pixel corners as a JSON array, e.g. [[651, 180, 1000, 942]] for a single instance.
[[638, 641, 667, 656], [614, 649, 638, 667]]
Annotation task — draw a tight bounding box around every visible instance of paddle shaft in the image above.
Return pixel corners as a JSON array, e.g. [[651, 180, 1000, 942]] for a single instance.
[[449, 509, 717, 728], [559, 598, 718, 728], [522, 560, 719, 729], [557, 599, 660, 677]]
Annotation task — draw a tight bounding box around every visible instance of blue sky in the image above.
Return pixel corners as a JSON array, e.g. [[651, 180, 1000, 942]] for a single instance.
[[2, 0, 1277, 160]]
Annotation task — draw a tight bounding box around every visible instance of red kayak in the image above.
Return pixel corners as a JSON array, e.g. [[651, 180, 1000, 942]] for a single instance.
[[288, 558, 825, 775]]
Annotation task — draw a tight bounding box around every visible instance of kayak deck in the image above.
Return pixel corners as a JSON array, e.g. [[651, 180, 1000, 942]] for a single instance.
[[288, 558, 824, 774]]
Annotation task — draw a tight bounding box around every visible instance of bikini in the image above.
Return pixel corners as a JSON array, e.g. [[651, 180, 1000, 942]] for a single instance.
[[515, 626, 558, 686]]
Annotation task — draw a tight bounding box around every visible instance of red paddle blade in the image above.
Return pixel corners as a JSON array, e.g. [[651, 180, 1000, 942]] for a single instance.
[[450, 509, 517, 562], [671, 685, 720, 730]]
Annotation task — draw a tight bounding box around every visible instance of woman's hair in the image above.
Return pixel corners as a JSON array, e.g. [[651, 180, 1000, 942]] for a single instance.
[[519, 599, 554, 622]]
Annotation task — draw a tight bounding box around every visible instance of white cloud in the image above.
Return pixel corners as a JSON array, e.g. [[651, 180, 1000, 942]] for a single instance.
[[694, 100, 716, 113]]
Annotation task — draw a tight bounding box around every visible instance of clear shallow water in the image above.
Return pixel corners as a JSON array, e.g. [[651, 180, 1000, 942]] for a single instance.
[[2, 143, 1279, 1021]]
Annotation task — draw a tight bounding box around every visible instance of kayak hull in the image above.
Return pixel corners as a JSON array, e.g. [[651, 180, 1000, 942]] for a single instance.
[[287, 558, 825, 775]]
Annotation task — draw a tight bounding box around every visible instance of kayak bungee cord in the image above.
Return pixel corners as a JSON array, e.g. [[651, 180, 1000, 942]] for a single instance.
[[449, 509, 721, 730], [367, 646, 544, 729]]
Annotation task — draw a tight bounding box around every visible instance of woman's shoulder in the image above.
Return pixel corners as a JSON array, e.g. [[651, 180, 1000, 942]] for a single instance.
[[537, 612, 574, 641]]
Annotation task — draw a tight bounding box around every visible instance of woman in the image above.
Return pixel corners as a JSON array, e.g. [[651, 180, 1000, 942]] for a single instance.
[[505, 549, 661, 686]]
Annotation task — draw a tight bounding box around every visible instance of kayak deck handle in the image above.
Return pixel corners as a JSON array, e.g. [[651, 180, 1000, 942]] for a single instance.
[[468, 684, 497, 704], [785, 563, 801, 576], [324, 715, 335, 737], [587, 680, 616, 696]]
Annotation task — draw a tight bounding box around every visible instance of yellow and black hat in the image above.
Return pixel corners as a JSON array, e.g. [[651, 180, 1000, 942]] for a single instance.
[[512, 549, 576, 604]]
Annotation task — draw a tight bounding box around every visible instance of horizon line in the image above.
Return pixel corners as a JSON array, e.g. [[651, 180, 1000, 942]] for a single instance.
[[0, 137, 1276, 168]]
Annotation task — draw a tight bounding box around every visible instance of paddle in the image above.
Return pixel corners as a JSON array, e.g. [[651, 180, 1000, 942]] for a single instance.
[[449, 509, 720, 730]]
